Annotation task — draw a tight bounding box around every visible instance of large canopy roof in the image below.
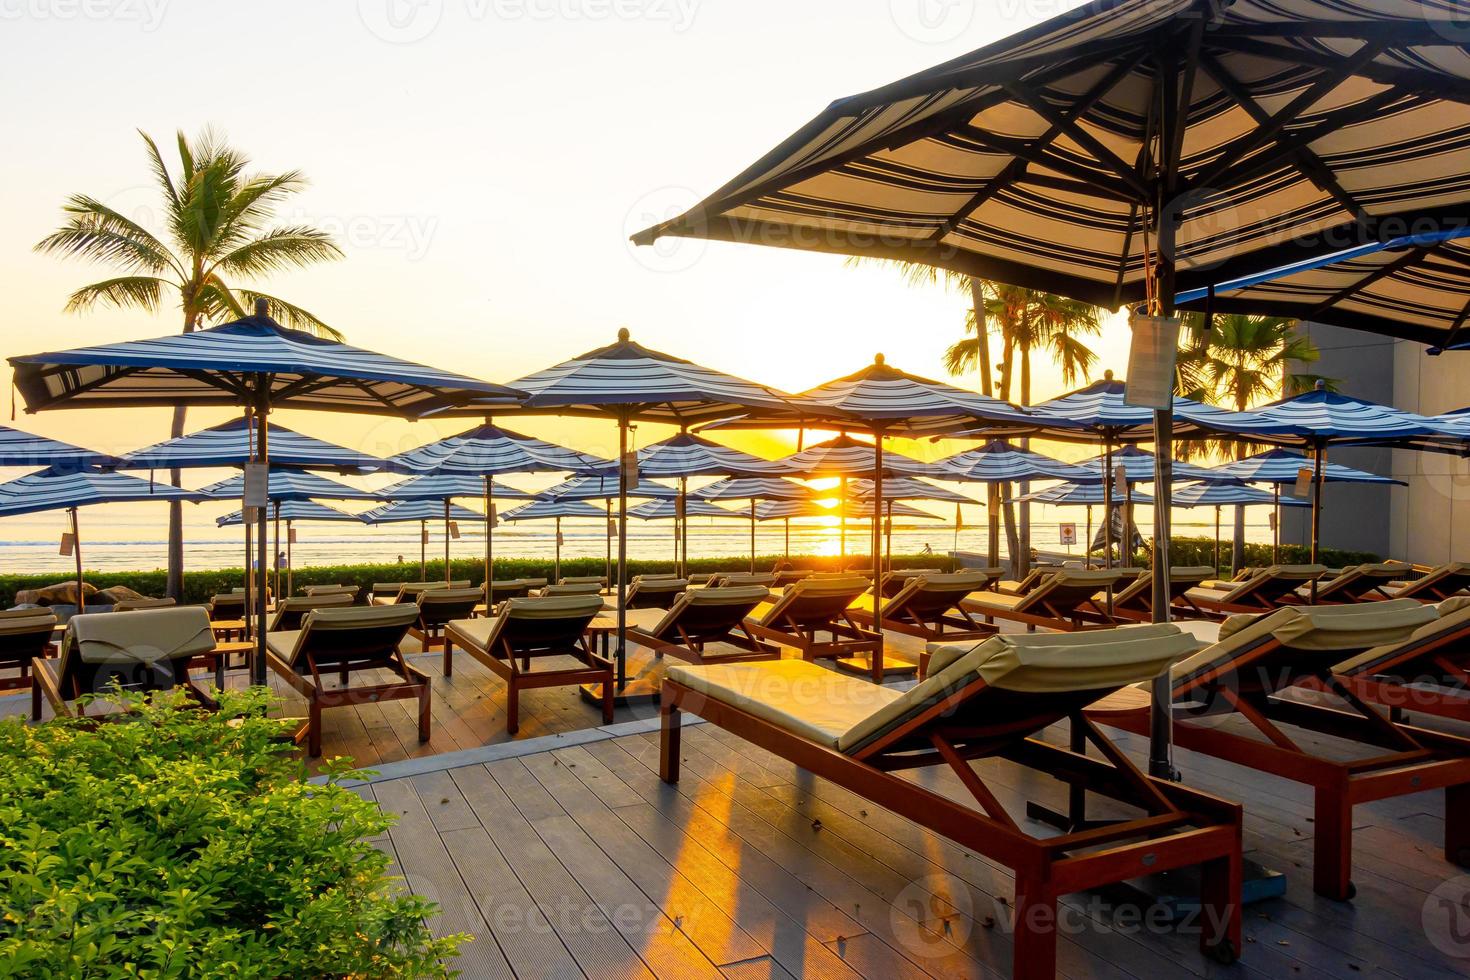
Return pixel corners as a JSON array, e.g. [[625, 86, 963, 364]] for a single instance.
[[10, 312, 523, 418], [635, 1, 1470, 324]]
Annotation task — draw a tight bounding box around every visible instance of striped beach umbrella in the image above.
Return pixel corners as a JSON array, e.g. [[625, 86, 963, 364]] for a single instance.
[[633, 0, 1470, 775], [0, 468, 209, 611], [1172, 481, 1310, 573], [360, 499, 484, 581], [8, 303, 525, 683], [500, 498, 608, 583], [778, 435, 945, 479], [626, 498, 740, 567], [849, 477, 972, 506], [199, 470, 387, 503], [502, 327, 833, 688], [0, 426, 120, 472], [938, 441, 1096, 484], [542, 474, 677, 587], [379, 473, 535, 589], [694, 476, 815, 574], [383, 422, 606, 592], [1076, 446, 1224, 486], [119, 417, 383, 473], [219, 500, 364, 595]]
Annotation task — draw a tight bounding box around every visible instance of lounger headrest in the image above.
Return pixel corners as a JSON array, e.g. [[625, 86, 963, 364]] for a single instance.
[[0, 608, 57, 634], [1440, 596, 1470, 617], [927, 624, 1196, 694], [372, 583, 406, 594], [1169, 566, 1217, 582], [1268, 599, 1434, 651], [304, 584, 358, 596], [718, 573, 776, 587], [632, 576, 688, 591], [561, 576, 607, 586], [304, 604, 420, 631], [68, 607, 215, 665], [419, 587, 485, 605], [1260, 564, 1328, 580], [541, 582, 604, 596], [788, 575, 870, 596], [504, 595, 605, 619], [1361, 562, 1413, 578], [278, 593, 354, 612], [1047, 569, 1123, 586], [913, 571, 991, 592], [1335, 595, 1470, 675], [684, 585, 770, 606], [112, 597, 177, 612]]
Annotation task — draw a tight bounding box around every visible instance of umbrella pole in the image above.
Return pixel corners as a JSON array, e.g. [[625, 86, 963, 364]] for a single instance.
[[1102, 441, 1114, 569], [1085, 507, 1092, 568], [1273, 485, 1281, 565], [871, 435, 885, 667], [605, 500, 612, 586], [749, 498, 756, 575], [784, 517, 790, 559], [286, 520, 294, 597], [444, 499, 451, 584], [1310, 444, 1326, 602], [272, 501, 281, 601], [679, 476, 689, 579], [885, 500, 893, 573], [554, 516, 562, 584], [1214, 505, 1221, 574], [252, 390, 270, 687], [616, 411, 629, 686], [420, 520, 427, 581], [987, 483, 1001, 569], [483, 476, 493, 596], [839, 476, 847, 562], [243, 521, 253, 639], [1146, 201, 1180, 784], [71, 508, 83, 613]]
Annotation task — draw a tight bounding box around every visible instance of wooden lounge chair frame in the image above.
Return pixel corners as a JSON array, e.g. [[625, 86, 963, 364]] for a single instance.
[[32, 607, 219, 721], [1291, 563, 1410, 604], [846, 573, 996, 661], [0, 609, 57, 691], [268, 593, 354, 633], [660, 649, 1243, 980], [444, 596, 613, 734], [1385, 562, 1470, 602], [625, 576, 688, 610], [1075, 566, 1216, 623], [625, 586, 780, 666], [743, 578, 885, 681], [265, 605, 429, 757], [1185, 564, 1327, 615], [961, 569, 1121, 632], [1334, 598, 1470, 724], [410, 587, 484, 650], [1089, 601, 1470, 900]]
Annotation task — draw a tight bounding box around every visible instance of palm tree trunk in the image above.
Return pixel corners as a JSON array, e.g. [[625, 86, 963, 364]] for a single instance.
[[968, 279, 1003, 567], [1231, 440, 1248, 573], [165, 310, 195, 600], [1017, 343, 1032, 575]]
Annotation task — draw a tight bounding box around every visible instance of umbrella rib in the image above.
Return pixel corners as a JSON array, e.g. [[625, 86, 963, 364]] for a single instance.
[[958, 127, 1138, 202], [344, 376, 406, 413], [1196, 50, 1370, 224], [1206, 34, 1470, 106], [1305, 246, 1431, 319]]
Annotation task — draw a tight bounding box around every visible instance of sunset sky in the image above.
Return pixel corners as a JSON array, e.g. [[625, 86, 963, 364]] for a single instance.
[[1, 0, 1148, 555]]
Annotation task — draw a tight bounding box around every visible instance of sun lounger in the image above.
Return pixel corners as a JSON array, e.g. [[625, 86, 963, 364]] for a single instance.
[[410, 587, 484, 650], [1183, 564, 1327, 614], [846, 572, 995, 662], [443, 595, 611, 734], [961, 569, 1123, 631], [302, 584, 361, 602], [537, 582, 604, 597], [625, 575, 689, 610], [111, 596, 176, 612], [560, 575, 608, 588], [268, 593, 355, 633], [1334, 596, 1470, 724], [742, 576, 888, 681], [1082, 566, 1216, 623], [0, 608, 57, 691], [1287, 562, 1411, 604], [32, 607, 219, 720], [706, 572, 776, 588], [487, 578, 545, 603], [207, 592, 246, 619], [265, 604, 429, 757], [772, 568, 815, 587], [1381, 562, 1470, 602], [876, 567, 944, 597], [1088, 599, 1470, 899], [659, 626, 1243, 979], [370, 582, 449, 605], [623, 585, 779, 665]]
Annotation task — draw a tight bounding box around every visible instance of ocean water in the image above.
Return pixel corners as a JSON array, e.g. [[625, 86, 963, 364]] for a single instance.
[[1, 510, 1284, 575]]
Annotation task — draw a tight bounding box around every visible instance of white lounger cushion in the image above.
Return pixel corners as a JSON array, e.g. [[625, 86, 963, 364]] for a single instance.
[[69, 606, 215, 665], [1332, 595, 1470, 675]]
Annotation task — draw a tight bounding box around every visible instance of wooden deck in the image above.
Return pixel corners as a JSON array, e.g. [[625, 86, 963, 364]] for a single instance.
[[353, 714, 1470, 979]]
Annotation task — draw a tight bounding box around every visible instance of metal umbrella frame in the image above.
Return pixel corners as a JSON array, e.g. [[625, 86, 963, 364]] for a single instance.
[[9, 303, 524, 684], [217, 500, 366, 597], [359, 499, 485, 581], [0, 468, 210, 612], [499, 497, 608, 584]]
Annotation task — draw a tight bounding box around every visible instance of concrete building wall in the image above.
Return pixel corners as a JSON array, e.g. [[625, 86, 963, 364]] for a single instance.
[[1388, 340, 1470, 565]]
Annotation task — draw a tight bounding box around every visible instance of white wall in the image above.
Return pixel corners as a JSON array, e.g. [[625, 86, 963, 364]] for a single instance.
[[1389, 340, 1470, 564]]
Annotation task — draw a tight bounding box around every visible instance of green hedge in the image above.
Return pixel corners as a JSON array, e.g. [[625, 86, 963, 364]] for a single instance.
[[0, 540, 1382, 606], [0, 689, 462, 976]]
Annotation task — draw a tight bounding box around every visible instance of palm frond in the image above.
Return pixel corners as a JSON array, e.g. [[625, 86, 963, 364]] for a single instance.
[[63, 276, 167, 314], [233, 288, 342, 339], [35, 196, 180, 275], [209, 226, 342, 278], [138, 130, 179, 209]]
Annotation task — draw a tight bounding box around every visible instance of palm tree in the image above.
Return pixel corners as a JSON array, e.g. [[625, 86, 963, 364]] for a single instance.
[[36, 129, 343, 598], [1174, 312, 1335, 571]]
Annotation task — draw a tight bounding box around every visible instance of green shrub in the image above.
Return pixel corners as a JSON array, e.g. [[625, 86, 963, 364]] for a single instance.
[[0, 690, 463, 977]]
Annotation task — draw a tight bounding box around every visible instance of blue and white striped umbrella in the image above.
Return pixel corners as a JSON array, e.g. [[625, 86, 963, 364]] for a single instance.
[[752, 498, 937, 521], [1077, 446, 1228, 485], [379, 474, 534, 502], [849, 477, 973, 505], [119, 417, 384, 473], [0, 467, 210, 516], [9, 310, 524, 418], [499, 498, 608, 522], [1013, 483, 1156, 507], [1170, 482, 1310, 509], [1206, 448, 1401, 486], [504, 327, 817, 424], [628, 433, 793, 478], [693, 477, 815, 502], [384, 422, 608, 476], [777, 435, 947, 478], [1024, 373, 1264, 443], [937, 441, 1096, 484], [218, 500, 365, 527], [1197, 385, 1446, 445], [0, 426, 119, 472], [360, 499, 484, 525], [626, 499, 738, 521], [543, 474, 679, 501], [198, 470, 388, 502]]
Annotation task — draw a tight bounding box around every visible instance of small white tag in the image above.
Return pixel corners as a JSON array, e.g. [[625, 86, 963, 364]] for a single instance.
[[621, 451, 638, 485], [243, 462, 269, 508], [1113, 464, 1129, 499], [448, 521, 461, 539], [59, 532, 74, 557], [421, 526, 430, 544], [556, 531, 565, 546], [288, 528, 298, 544], [488, 503, 498, 529], [1292, 467, 1313, 498], [1268, 511, 1278, 531], [676, 496, 686, 518], [1123, 315, 1181, 410]]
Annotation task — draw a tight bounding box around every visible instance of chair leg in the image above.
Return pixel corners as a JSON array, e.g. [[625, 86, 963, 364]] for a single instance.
[[601, 670, 614, 724], [30, 676, 41, 721], [870, 645, 882, 684], [507, 679, 520, 735], [1313, 783, 1354, 899], [1447, 782, 1470, 867], [660, 701, 681, 784], [1010, 878, 1058, 980], [1199, 849, 1242, 964], [443, 641, 453, 678], [417, 684, 431, 743], [308, 698, 323, 758]]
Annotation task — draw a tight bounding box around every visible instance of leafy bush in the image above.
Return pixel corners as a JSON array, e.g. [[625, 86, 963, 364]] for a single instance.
[[0, 690, 463, 977]]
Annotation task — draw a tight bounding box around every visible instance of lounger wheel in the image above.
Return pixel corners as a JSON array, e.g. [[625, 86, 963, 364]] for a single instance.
[[1203, 939, 1238, 965], [1343, 881, 1357, 900]]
